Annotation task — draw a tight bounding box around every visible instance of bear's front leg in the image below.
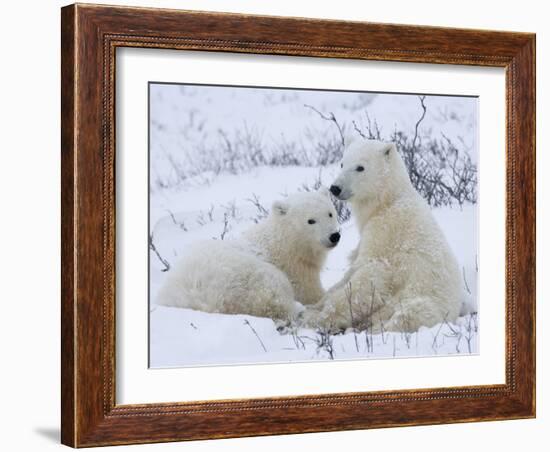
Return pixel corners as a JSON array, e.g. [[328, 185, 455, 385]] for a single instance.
[[306, 281, 365, 333], [313, 260, 392, 332]]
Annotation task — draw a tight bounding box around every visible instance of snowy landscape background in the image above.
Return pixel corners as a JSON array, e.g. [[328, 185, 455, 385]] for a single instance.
[[148, 83, 479, 368]]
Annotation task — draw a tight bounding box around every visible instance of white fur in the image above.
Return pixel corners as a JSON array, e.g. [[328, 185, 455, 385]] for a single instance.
[[155, 190, 340, 321], [309, 139, 464, 332]]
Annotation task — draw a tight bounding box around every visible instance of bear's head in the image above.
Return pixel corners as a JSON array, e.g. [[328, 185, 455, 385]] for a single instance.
[[270, 190, 340, 254], [329, 139, 410, 205]]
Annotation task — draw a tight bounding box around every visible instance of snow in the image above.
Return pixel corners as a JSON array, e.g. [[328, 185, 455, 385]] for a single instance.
[[150, 307, 478, 368], [148, 168, 479, 368], [149, 84, 477, 189], [148, 83, 479, 368]]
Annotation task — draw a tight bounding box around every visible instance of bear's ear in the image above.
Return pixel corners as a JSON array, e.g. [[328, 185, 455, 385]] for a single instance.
[[272, 200, 289, 216], [382, 142, 395, 157]]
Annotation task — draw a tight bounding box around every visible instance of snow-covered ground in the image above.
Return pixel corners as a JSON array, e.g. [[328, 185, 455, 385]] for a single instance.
[[148, 167, 479, 368], [150, 306, 478, 368], [148, 84, 479, 368]]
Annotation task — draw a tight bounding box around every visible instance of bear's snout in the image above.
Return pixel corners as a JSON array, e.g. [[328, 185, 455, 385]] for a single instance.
[[329, 232, 341, 244], [330, 185, 341, 197]]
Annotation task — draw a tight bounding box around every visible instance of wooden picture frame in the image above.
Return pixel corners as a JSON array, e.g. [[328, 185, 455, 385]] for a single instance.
[[61, 3, 535, 447]]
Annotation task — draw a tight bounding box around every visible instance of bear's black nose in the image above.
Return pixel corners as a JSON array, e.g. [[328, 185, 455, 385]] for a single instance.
[[330, 185, 341, 196], [329, 232, 341, 244]]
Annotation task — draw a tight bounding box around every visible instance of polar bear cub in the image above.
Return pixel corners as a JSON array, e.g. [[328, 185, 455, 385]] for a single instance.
[[309, 139, 464, 332], [155, 190, 340, 321]]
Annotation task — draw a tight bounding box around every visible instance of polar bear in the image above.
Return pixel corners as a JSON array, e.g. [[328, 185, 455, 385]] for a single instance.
[[155, 190, 340, 321], [307, 139, 464, 332]]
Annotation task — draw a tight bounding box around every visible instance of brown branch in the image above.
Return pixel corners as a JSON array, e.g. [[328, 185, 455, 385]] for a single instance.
[[345, 282, 360, 353], [243, 319, 267, 352], [220, 213, 230, 240], [412, 95, 427, 150], [304, 104, 345, 149], [352, 120, 367, 140], [149, 233, 170, 272]]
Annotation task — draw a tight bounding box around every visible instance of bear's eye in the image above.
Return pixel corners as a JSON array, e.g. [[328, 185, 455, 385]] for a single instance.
[[328, 213, 333, 218], [308, 219, 316, 225], [356, 165, 365, 172], [340, 163, 343, 169]]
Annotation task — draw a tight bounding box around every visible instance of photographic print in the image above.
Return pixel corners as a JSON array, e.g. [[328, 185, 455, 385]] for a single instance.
[[61, 6, 535, 444], [148, 83, 479, 368]]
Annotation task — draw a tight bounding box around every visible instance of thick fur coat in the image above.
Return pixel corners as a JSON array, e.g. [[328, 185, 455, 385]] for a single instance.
[[308, 139, 464, 332], [155, 191, 340, 321]]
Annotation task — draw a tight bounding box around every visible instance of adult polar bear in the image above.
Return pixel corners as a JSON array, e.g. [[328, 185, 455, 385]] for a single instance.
[[156, 190, 340, 321], [312, 139, 464, 332]]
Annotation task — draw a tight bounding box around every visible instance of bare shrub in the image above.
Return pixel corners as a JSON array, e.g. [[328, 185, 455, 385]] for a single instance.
[[149, 233, 170, 272], [246, 193, 269, 223], [154, 96, 476, 208], [243, 319, 267, 352], [219, 213, 230, 240], [385, 98, 477, 207], [305, 98, 477, 207], [166, 209, 187, 231], [391, 129, 477, 206], [313, 328, 335, 360]]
